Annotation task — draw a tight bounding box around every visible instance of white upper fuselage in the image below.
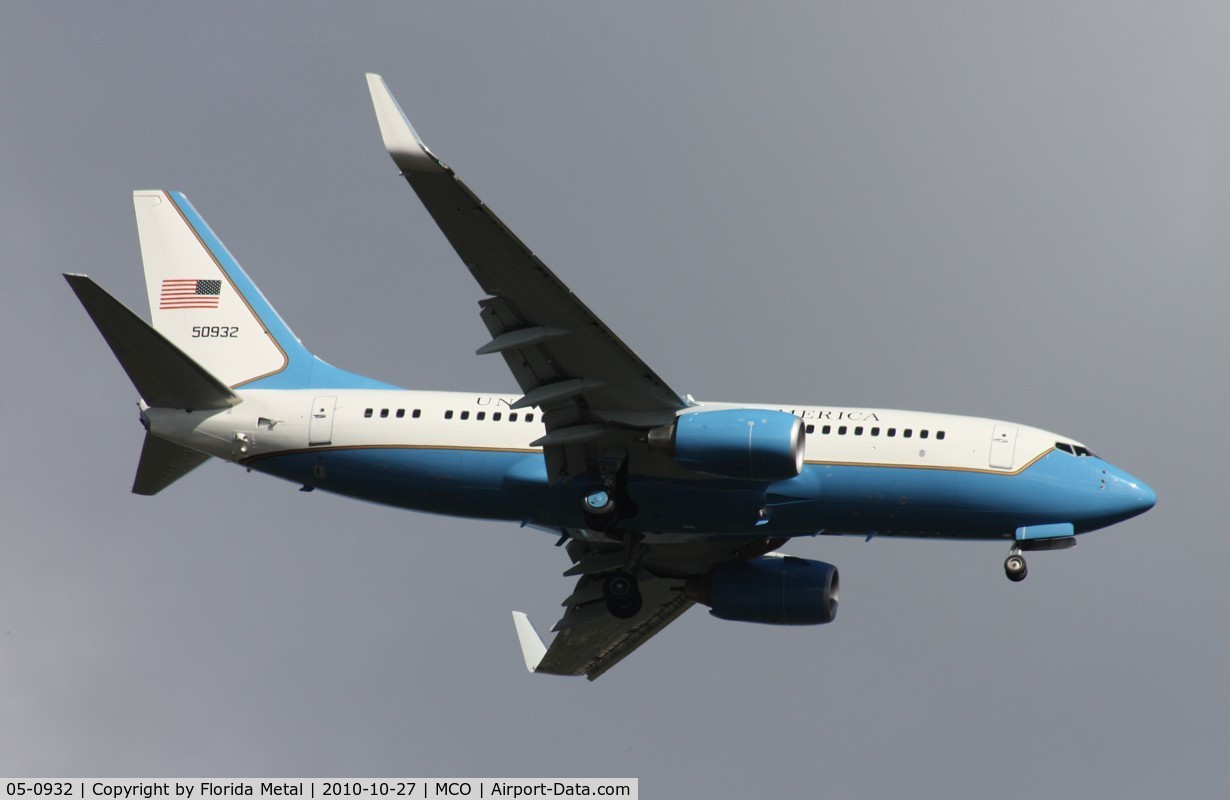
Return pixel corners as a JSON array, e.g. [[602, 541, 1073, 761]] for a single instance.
[[148, 388, 1066, 477]]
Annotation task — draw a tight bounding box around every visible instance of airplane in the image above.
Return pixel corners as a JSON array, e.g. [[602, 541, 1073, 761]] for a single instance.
[[65, 74, 1156, 680]]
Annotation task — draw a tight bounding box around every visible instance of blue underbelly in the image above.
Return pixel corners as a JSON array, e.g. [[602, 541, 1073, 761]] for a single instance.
[[247, 448, 1097, 539]]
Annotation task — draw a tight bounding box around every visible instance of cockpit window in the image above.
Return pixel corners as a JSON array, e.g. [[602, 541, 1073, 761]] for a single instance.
[[1056, 442, 1098, 458]]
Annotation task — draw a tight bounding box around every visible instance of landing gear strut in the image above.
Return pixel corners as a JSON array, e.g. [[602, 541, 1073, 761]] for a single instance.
[[1004, 548, 1028, 582]]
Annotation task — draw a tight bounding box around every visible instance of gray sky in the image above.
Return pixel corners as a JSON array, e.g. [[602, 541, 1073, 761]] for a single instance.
[[2, 2, 1225, 796]]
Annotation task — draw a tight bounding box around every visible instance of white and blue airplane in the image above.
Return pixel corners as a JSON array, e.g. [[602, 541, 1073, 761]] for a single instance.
[[66, 75, 1155, 679]]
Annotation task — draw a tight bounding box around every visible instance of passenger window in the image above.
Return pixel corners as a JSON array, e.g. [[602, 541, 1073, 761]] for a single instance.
[[493, 412, 502, 421], [887, 428, 896, 437], [806, 424, 815, 434], [396, 409, 405, 419], [460, 411, 470, 420], [936, 431, 945, 440], [871, 427, 880, 436], [838, 426, 847, 435], [380, 409, 389, 418], [822, 425, 832, 435], [412, 409, 421, 419], [903, 429, 913, 438], [854, 426, 863, 436], [444, 410, 454, 420], [477, 412, 485, 421], [920, 430, 928, 439], [526, 413, 535, 422], [509, 413, 518, 422], [364, 408, 373, 418]]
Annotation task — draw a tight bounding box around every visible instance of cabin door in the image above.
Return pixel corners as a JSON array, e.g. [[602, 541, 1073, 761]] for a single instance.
[[989, 424, 1018, 470], [309, 396, 337, 446]]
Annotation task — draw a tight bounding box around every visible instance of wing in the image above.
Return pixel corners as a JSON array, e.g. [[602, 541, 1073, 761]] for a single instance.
[[366, 74, 686, 482], [509, 536, 786, 680], [512, 539, 695, 681]]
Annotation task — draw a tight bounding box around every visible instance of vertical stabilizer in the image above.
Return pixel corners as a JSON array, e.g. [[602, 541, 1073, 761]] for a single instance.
[[133, 191, 394, 390]]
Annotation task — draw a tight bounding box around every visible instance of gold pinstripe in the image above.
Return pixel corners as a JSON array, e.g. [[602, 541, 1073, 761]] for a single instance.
[[803, 447, 1050, 477]]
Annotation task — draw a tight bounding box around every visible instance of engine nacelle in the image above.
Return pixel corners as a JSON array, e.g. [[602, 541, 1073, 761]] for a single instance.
[[659, 409, 805, 481], [690, 555, 839, 625]]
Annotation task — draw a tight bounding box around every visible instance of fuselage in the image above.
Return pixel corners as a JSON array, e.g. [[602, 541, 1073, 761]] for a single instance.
[[145, 388, 1156, 544], [67, 79, 1160, 677]]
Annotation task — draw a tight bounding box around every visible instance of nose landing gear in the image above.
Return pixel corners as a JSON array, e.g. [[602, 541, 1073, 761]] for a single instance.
[[1004, 532, 1076, 582], [1004, 549, 1028, 582]]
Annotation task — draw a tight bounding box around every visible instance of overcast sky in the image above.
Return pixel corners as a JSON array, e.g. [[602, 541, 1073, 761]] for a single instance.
[[2, 3, 1226, 797]]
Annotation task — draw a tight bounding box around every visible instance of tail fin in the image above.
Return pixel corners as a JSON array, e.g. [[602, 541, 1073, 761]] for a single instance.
[[132, 191, 393, 390]]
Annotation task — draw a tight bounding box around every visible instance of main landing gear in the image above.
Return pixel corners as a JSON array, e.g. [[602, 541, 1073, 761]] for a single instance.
[[602, 569, 643, 618], [580, 458, 644, 618], [580, 452, 638, 532], [582, 486, 618, 530], [579, 485, 642, 617]]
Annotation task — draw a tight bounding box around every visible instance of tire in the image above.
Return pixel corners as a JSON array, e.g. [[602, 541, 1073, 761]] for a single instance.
[[582, 487, 618, 530], [1004, 554, 1028, 582], [603, 570, 642, 618]]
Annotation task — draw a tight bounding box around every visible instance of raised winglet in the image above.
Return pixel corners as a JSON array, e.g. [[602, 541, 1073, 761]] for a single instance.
[[511, 611, 547, 673], [365, 73, 445, 173]]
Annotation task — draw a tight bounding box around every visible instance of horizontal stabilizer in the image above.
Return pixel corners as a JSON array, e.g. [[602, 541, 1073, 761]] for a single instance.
[[132, 432, 210, 495], [65, 274, 240, 410]]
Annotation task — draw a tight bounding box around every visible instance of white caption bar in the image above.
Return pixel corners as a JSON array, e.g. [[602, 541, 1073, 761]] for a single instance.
[[2, 782, 637, 800]]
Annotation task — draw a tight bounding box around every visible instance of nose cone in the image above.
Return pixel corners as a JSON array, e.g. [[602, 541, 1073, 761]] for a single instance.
[[1102, 463, 1156, 521]]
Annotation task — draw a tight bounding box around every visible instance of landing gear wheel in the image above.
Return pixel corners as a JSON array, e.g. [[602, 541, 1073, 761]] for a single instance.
[[1004, 553, 1028, 582], [603, 570, 643, 618], [582, 487, 618, 531]]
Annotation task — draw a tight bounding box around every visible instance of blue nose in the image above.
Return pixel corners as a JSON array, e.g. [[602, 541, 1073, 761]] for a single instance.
[[1103, 464, 1156, 521]]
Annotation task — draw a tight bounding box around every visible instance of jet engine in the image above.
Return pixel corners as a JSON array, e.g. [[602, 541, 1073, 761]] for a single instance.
[[649, 409, 805, 481], [687, 555, 839, 625]]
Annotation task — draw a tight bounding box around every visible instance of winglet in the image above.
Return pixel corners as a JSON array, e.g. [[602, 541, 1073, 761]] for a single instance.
[[365, 73, 445, 173], [511, 611, 548, 673]]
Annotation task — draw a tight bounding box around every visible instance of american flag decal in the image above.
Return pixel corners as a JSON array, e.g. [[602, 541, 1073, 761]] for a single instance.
[[160, 278, 222, 309]]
